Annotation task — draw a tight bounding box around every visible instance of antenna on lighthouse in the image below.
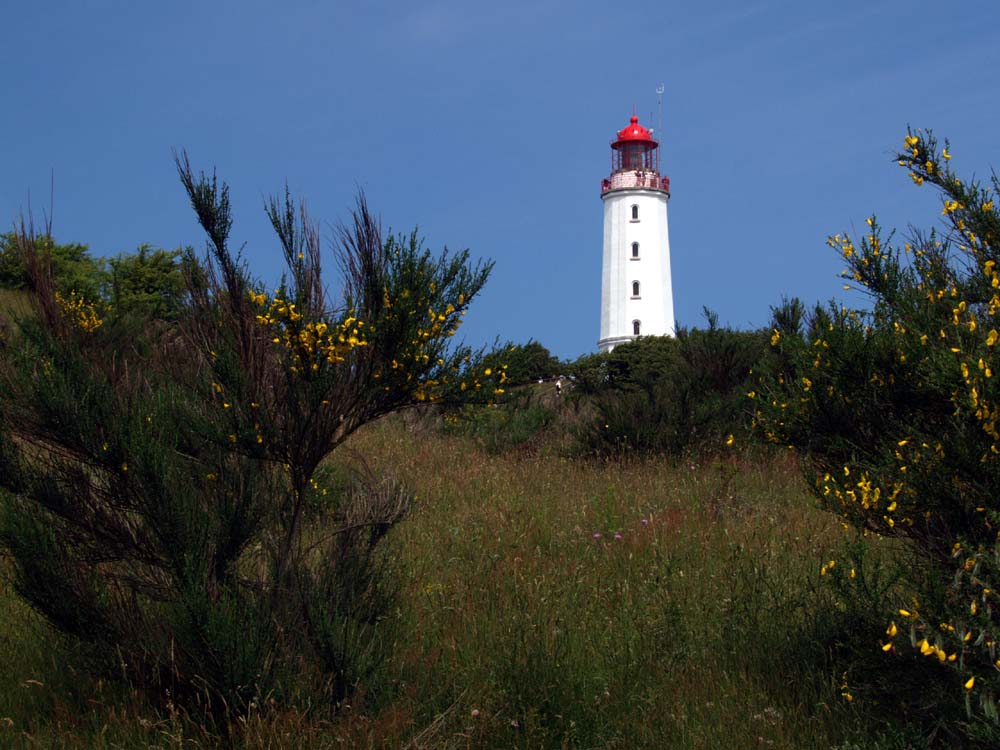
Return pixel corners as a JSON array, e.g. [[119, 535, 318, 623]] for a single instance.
[[656, 83, 665, 139]]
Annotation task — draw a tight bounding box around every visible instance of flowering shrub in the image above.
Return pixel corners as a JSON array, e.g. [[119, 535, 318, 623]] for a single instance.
[[756, 131, 1000, 737], [53, 290, 103, 333], [0, 156, 496, 718]]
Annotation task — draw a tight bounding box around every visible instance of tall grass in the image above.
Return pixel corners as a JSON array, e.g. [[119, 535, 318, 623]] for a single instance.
[[363, 425, 889, 749], [0, 419, 910, 748]]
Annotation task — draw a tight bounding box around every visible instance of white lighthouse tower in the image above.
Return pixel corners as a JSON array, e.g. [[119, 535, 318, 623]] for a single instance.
[[598, 113, 675, 352]]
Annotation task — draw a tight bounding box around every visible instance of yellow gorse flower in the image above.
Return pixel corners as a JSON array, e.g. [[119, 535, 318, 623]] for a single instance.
[[55, 291, 103, 333]]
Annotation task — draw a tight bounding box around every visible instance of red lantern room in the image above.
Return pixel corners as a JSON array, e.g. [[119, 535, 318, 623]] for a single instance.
[[601, 114, 670, 195], [611, 115, 659, 173]]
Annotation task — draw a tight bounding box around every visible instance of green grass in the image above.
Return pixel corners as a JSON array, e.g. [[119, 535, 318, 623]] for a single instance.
[[0, 418, 911, 748], [0, 288, 33, 342]]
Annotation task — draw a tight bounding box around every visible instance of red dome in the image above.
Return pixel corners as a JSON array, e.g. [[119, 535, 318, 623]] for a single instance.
[[614, 115, 656, 145]]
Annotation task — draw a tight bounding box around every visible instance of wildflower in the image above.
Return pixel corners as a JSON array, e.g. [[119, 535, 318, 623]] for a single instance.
[[614, 533, 623, 540], [725, 434, 735, 446], [966, 676, 976, 690], [592, 532, 602, 539]]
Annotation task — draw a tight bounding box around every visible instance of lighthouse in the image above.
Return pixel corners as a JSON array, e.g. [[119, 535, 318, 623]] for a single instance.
[[598, 114, 675, 352]]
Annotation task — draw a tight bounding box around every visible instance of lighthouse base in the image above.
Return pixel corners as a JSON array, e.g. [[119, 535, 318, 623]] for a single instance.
[[597, 334, 640, 353]]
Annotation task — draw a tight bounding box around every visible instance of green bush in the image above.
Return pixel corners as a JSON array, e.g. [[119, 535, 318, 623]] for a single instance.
[[0, 232, 104, 300], [1, 230, 191, 324], [479, 340, 561, 387], [107, 243, 187, 320], [573, 315, 767, 457], [0, 158, 496, 721], [756, 130, 1000, 744], [442, 398, 556, 454]]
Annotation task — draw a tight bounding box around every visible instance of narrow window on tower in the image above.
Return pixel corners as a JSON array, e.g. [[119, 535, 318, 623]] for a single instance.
[[633, 320, 641, 336], [631, 204, 639, 221], [631, 281, 640, 298], [631, 242, 640, 259]]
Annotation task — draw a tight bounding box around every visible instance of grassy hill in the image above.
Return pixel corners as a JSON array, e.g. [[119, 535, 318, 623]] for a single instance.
[[0, 415, 909, 749]]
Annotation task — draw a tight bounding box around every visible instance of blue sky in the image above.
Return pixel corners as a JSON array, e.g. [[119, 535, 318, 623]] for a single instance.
[[2, 0, 998, 360]]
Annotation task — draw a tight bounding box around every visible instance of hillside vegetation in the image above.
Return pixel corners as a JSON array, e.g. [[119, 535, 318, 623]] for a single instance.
[[2, 417, 904, 749], [3, 130, 1000, 748]]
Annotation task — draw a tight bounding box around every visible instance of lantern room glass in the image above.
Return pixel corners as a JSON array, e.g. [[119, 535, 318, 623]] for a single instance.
[[613, 142, 658, 173]]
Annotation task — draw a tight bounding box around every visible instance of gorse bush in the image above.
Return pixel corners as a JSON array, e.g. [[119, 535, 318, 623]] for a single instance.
[[757, 131, 1000, 743], [0, 155, 495, 719]]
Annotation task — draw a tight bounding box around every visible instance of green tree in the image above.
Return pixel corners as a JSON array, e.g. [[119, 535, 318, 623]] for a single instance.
[[756, 131, 1000, 743], [0, 157, 495, 720], [0, 232, 104, 299], [107, 243, 187, 319]]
